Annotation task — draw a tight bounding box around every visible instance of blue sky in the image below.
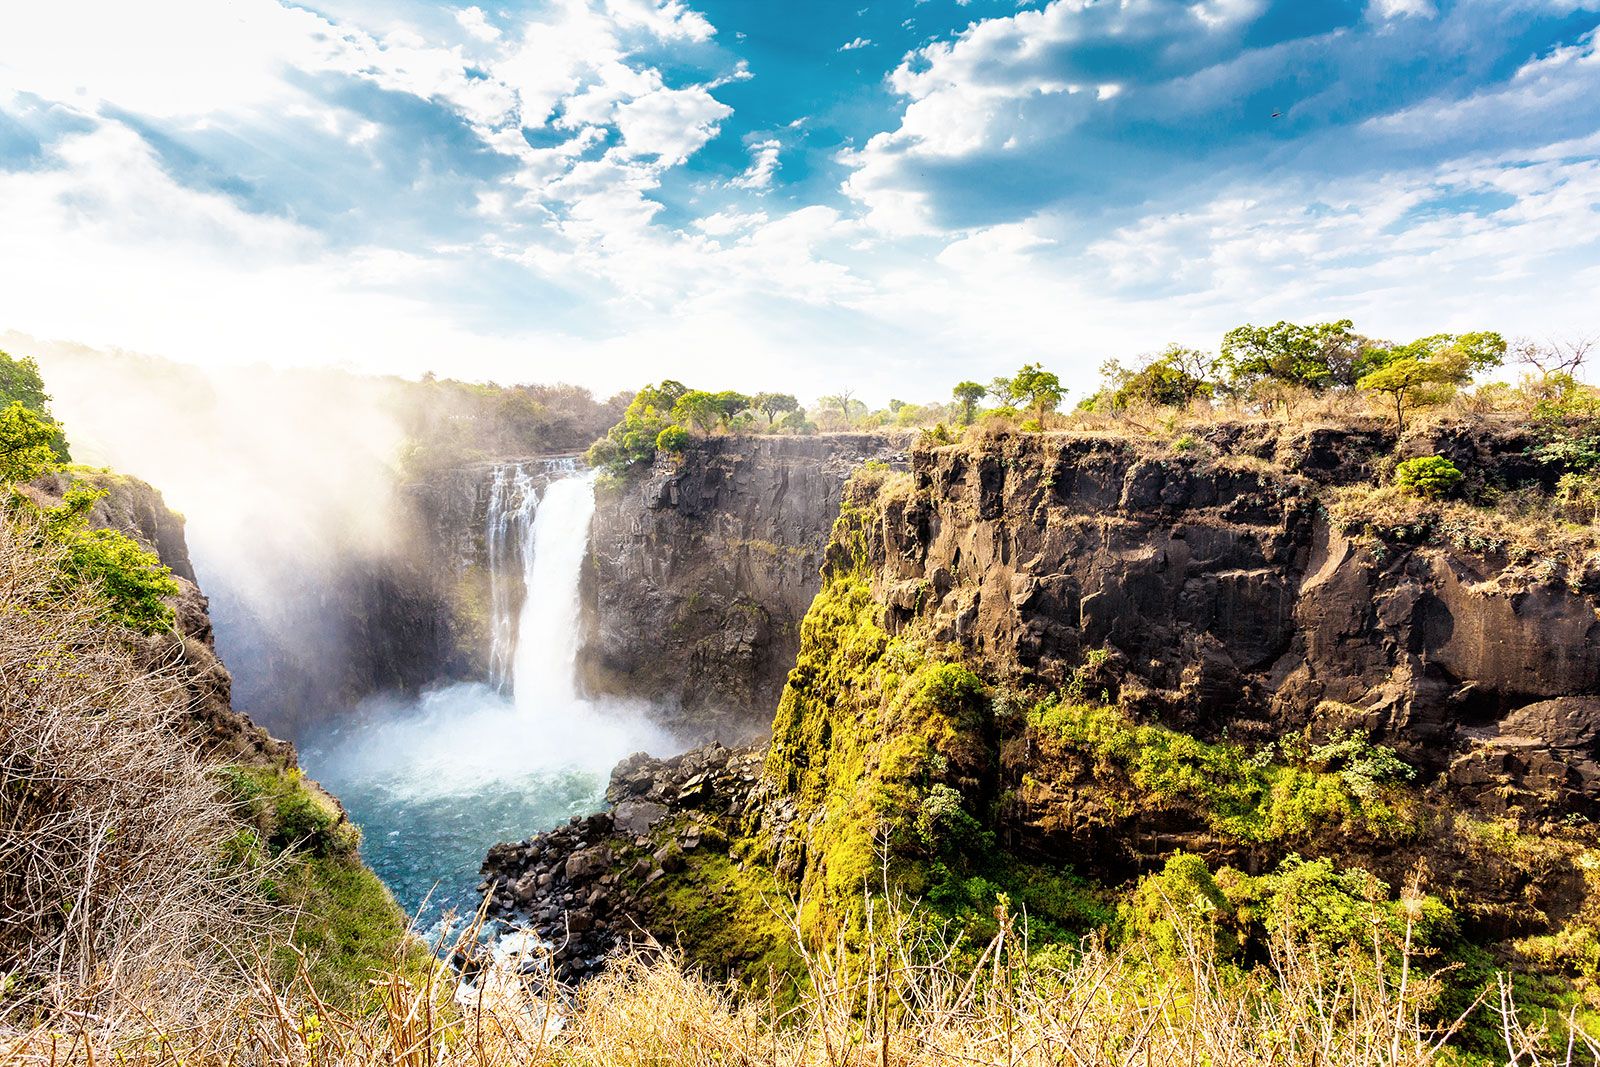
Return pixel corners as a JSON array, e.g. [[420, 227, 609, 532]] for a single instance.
[[1, 0, 1598, 403]]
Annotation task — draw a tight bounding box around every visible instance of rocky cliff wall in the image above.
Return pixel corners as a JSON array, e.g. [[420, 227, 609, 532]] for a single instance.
[[864, 425, 1598, 797], [27, 470, 291, 763], [578, 434, 907, 741], [482, 420, 1600, 991]]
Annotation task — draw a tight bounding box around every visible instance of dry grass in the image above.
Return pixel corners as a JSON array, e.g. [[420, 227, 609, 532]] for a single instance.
[[3, 892, 1591, 1067], [0, 516, 268, 1031]]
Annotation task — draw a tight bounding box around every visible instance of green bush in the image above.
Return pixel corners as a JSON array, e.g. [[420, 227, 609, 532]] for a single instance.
[[1119, 853, 1236, 960], [655, 424, 690, 453], [0, 349, 70, 461], [1394, 456, 1463, 498], [0, 401, 62, 483], [41, 484, 178, 633]]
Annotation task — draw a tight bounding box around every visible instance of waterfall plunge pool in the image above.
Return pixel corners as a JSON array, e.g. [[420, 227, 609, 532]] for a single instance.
[[299, 467, 674, 930]]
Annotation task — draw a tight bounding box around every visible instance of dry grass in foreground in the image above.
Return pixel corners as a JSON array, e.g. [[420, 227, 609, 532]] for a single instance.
[[5, 897, 1597, 1067]]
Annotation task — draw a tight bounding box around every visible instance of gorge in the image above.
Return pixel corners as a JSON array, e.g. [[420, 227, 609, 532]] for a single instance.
[[20, 354, 1600, 1049]]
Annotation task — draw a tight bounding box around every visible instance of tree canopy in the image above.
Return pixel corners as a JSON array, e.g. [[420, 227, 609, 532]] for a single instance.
[[991, 363, 1065, 415], [0, 350, 70, 462], [0, 401, 61, 484]]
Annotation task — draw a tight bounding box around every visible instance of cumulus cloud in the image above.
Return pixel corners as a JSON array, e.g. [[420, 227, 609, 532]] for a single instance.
[[0, 0, 1597, 409], [838, 37, 872, 51], [731, 139, 782, 189]]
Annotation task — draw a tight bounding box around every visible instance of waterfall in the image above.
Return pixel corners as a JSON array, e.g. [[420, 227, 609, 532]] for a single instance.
[[300, 458, 661, 926], [484, 459, 591, 709]]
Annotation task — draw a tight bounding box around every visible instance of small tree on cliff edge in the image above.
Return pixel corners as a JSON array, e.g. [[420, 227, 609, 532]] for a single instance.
[[952, 381, 986, 424], [991, 363, 1065, 416]]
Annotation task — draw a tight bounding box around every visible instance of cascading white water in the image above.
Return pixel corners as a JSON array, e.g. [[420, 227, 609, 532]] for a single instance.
[[509, 471, 595, 713], [484, 458, 580, 692], [301, 459, 664, 925]]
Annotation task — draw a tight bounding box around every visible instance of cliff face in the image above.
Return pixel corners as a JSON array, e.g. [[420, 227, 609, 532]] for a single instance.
[[868, 426, 1598, 807], [578, 434, 907, 741], [25, 470, 290, 762], [483, 422, 1600, 990]]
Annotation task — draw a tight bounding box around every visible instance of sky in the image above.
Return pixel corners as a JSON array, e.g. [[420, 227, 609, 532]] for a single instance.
[[1, 0, 1598, 404]]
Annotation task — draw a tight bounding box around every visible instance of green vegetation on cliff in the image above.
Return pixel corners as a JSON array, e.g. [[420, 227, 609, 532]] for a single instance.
[[220, 765, 419, 1003]]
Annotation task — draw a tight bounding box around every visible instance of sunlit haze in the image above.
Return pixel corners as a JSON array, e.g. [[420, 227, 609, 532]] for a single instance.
[[3, 0, 1598, 403]]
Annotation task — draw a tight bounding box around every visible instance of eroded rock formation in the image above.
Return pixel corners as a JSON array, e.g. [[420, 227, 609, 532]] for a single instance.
[[579, 434, 907, 741]]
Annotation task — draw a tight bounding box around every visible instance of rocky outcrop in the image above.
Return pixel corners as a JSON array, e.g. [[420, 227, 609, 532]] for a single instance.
[[579, 434, 907, 741], [480, 743, 770, 981], [484, 420, 1600, 986], [23, 470, 292, 763], [863, 425, 1597, 805]]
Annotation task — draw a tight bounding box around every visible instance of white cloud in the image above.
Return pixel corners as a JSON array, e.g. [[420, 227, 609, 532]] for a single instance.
[[614, 86, 732, 164], [455, 6, 501, 41], [839, 37, 872, 51], [731, 139, 782, 189], [1367, 0, 1437, 19]]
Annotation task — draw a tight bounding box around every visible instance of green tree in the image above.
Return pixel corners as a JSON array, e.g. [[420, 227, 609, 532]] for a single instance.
[[1364, 332, 1506, 378], [752, 392, 800, 426], [672, 390, 724, 432], [586, 380, 690, 471], [952, 381, 986, 424], [1219, 320, 1371, 397], [1356, 359, 1449, 433], [711, 390, 752, 428], [655, 424, 690, 453], [991, 363, 1064, 415], [0, 401, 61, 483], [0, 349, 70, 461], [1102, 345, 1217, 410]]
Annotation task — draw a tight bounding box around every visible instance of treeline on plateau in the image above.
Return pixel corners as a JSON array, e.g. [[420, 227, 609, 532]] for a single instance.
[[587, 319, 1599, 474]]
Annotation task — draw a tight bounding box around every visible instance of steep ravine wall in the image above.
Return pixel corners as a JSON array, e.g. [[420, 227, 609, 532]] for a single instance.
[[577, 434, 907, 741], [868, 427, 1599, 808], [481, 421, 1600, 985]]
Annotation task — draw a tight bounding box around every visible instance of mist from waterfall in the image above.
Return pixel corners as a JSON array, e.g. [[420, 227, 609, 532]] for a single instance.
[[300, 463, 668, 922]]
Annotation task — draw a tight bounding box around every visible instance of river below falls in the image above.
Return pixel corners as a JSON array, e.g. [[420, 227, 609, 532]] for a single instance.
[[296, 467, 673, 932], [300, 681, 668, 928]]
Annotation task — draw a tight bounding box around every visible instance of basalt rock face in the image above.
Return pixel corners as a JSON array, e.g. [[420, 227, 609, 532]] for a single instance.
[[480, 743, 770, 982], [484, 422, 1600, 984], [579, 434, 907, 741], [868, 425, 1596, 813]]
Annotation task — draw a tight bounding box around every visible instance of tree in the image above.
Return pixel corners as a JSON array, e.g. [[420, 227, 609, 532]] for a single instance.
[[1219, 320, 1371, 397], [1515, 335, 1595, 380], [752, 392, 800, 426], [586, 379, 690, 471], [1357, 359, 1453, 433], [952, 381, 986, 424], [1367, 332, 1506, 378], [991, 362, 1064, 415], [0, 349, 69, 461], [1358, 332, 1506, 432], [0, 401, 61, 483], [711, 390, 751, 428], [1102, 345, 1216, 410], [671, 390, 724, 433]]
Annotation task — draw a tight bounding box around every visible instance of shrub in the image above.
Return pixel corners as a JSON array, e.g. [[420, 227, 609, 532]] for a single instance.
[[40, 484, 179, 633], [1309, 729, 1415, 800], [1119, 853, 1236, 959], [1394, 455, 1463, 498], [0, 521, 261, 1027], [0, 400, 61, 483], [654, 424, 690, 454]]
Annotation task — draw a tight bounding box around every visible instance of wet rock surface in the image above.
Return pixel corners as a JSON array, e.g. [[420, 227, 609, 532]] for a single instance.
[[480, 743, 768, 981], [579, 434, 908, 742]]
